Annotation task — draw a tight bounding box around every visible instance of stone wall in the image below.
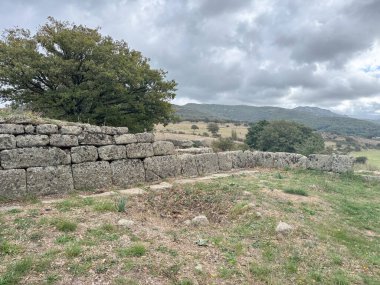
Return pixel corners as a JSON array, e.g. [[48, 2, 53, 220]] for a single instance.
[[0, 122, 354, 200]]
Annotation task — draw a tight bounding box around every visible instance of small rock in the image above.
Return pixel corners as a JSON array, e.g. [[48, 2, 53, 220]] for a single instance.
[[191, 215, 209, 226], [117, 219, 134, 228], [195, 239, 208, 246], [184, 220, 192, 226], [276, 222, 293, 234], [195, 264, 203, 272], [255, 211, 262, 218], [243, 191, 252, 196]]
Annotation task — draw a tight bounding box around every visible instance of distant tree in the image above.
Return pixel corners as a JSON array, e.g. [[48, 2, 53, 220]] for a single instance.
[[0, 17, 176, 133], [212, 137, 234, 152], [207, 122, 219, 136], [191, 124, 199, 134], [245, 120, 324, 155]]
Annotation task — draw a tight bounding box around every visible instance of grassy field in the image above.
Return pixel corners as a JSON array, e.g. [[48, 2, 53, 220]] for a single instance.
[[155, 121, 248, 140], [0, 169, 379, 284], [351, 149, 380, 170]]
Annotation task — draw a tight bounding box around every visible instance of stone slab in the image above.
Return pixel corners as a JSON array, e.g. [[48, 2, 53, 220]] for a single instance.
[[50, 134, 79, 147], [178, 154, 199, 177], [153, 141, 175, 156], [144, 155, 181, 181], [72, 161, 112, 190], [71, 146, 98, 163], [111, 159, 146, 187], [98, 145, 127, 161], [0, 124, 24, 134], [0, 134, 16, 150], [0, 169, 26, 199], [195, 153, 219, 175], [16, 135, 49, 148], [126, 143, 154, 158]]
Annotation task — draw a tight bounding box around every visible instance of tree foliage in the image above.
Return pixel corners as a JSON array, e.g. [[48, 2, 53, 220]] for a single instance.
[[245, 120, 324, 155], [0, 17, 176, 132], [207, 122, 219, 135]]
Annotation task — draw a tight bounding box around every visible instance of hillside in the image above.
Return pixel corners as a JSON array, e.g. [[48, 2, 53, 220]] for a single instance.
[[175, 103, 380, 138]]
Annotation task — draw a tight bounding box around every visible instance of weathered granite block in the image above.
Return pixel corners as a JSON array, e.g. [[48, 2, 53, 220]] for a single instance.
[[50, 134, 79, 147], [255, 151, 275, 168], [0, 124, 24, 134], [0, 169, 26, 199], [115, 134, 137, 144], [71, 146, 98, 163], [331, 155, 354, 173], [111, 159, 145, 187], [230, 151, 248, 168], [83, 125, 102, 133], [153, 141, 175, 156], [176, 147, 213, 155], [0, 147, 70, 169], [218, 152, 233, 171], [27, 165, 74, 195], [72, 161, 112, 190], [178, 154, 198, 177], [307, 154, 332, 171], [244, 151, 257, 168], [60, 125, 82, 135], [116, 127, 129, 134], [36, 124, 58, 134], [168, 139, 193, 148], [144, 155, 181, 181], [100, 126, 119, 135], [98, 145, 126, 160], [24, 125, 35, 134], [126, 143, 154, 158], [0, 134, 16, 150], [135, 132, 155, 143], [78, 132, 114, 145], [195, 153, 219, 175], [16, 135, 49, 147]]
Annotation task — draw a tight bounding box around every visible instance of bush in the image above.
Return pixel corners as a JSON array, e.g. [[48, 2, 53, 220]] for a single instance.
[[231, 130, 238, 141], [207, 123, 219, 136], [202, 132, 209, 137], [212, 138, 235, 152], [355, 156, 368, 164]]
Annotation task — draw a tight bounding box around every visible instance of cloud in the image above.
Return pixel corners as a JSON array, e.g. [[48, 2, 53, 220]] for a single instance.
[[1, 0, 380, 119]]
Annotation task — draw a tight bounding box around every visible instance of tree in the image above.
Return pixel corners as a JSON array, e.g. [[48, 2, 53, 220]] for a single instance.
[[207, 122, 219, 136], [0, 17, 176, 133], [245, 120, 324, 155], [191, 124, 199, 134]]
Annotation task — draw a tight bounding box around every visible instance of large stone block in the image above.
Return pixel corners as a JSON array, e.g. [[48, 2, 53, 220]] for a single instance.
[[24, 125, 35, 134], [195, 153, 219, 175], [218, 152, 233, 171], [0, 169, 26, 199], [153, 141, 175, 156], [176, 147, 213, 155], [116, 127, 129, 134], [72, 161, 112, 190], [115, 134, 137, 144], [27, 165, 74, 195], [71, 146, 98, 163], [60, 125, 82, 135], [0, 124, 24, 134], [98, 145, 126, 161], [111, 159, 145, 187], [36, 124, 58, 134], [230, 151, 248, 168], [78, 132, 114, 145], [50, 134, 79, 147], [0, 134, 16, 150], [178, 154, 199, 177], [16, 135, 49, 147], [331, 155, 354, 173], [100, 126, 119, 135], [0, 147, 70, 169], [144, 155, 181, 181], [307, 154, 332, 171], [244, 151, 258, 168], [168, 139, 193, 148], [255, 151, 275, 168], [126, 143, 154, 158], [135, 132, 155, 143]]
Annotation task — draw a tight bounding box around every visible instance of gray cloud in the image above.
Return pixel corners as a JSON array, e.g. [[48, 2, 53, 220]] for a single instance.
[[1, 0, 380, 119]]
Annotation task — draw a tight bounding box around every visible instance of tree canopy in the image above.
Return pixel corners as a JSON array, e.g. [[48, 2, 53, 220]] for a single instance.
[[245, 120, 324, 155], [0, 17, 177, 132]]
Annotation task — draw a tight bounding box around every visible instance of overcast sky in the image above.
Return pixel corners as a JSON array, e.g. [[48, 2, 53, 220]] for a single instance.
[[1, 0, 380, 119]]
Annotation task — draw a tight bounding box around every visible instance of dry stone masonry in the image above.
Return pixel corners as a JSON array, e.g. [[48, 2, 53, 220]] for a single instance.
[[0, 122, 355, 200]]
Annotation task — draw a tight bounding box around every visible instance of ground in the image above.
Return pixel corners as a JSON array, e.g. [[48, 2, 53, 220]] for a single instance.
[[0, 169, 379, 285], [352, 149, 380, 170]]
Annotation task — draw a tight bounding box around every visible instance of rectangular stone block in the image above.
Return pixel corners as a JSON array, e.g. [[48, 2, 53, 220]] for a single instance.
[[0, 147, 71, 169], [153, 141, 175, 156], [71, 146, 98, 163], [307, 154, 332, 171], [0, 124, 24, 134], [16, 135, 49, 147], [218, 152, 233, 171], [135, 133, 155, 143], [126, 143, 154, 158], [24, 125, 35, 134], [144, 155, 181, 181], [98, 145, 126, 160], [195, 153, 219, 175], [115, 134, 137, 144], [36, 124, 58, 134], [116, 127, 129, 134], [331, 155, 354, 173], [50, 134, 79, 147], [0, 169, 26, 199], [0, 134, 16, 150], [273, 152, 307, 169], [111, 159, 145, 187], [230, 151, 248, 168], [100, 126, 119, 135], [72, 161, 112, 190], [60, 125, 82, 135], [178, 154, 199, 177], [78, 132, 114, 145], [244, 151, 258, 168], [26, 165, 74, 195], [255, 151, 275, 168]]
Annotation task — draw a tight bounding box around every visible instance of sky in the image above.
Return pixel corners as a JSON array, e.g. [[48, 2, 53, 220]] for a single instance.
[[1, 0, 380, 120]]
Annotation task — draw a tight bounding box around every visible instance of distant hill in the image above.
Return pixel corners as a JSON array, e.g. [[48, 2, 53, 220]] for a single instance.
[[174, 103, 380, 138]]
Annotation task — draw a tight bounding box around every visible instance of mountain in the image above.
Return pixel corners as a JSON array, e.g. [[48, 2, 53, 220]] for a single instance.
[[174, 103, 380, 138]]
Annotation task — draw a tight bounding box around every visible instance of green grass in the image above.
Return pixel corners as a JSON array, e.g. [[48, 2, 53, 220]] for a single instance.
[[117, 244, 147, 257], [51, 217, 78, 232], [352, 149, 380, 170], [283, 188, 309, 196]]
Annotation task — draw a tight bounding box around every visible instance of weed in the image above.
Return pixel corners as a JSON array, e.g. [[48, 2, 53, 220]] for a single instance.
[[249, 262, 271, 281], [0, 257, 33, 284], [65, 243, 82, 258], [93, 199, 116, 212], [116, 196, 127, 212], [51, 217, 77, 232], [117, 244, 147, 257], [283, 188, 308, 196], [0, 240, 21, 255]]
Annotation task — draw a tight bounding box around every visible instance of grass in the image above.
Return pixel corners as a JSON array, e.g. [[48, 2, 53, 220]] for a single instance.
[[352, 149, 380, 170], [0, 168, 379, 284]]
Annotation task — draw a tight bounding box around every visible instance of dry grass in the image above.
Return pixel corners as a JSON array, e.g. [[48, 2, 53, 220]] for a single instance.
[[0, 169, 379, 284]]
